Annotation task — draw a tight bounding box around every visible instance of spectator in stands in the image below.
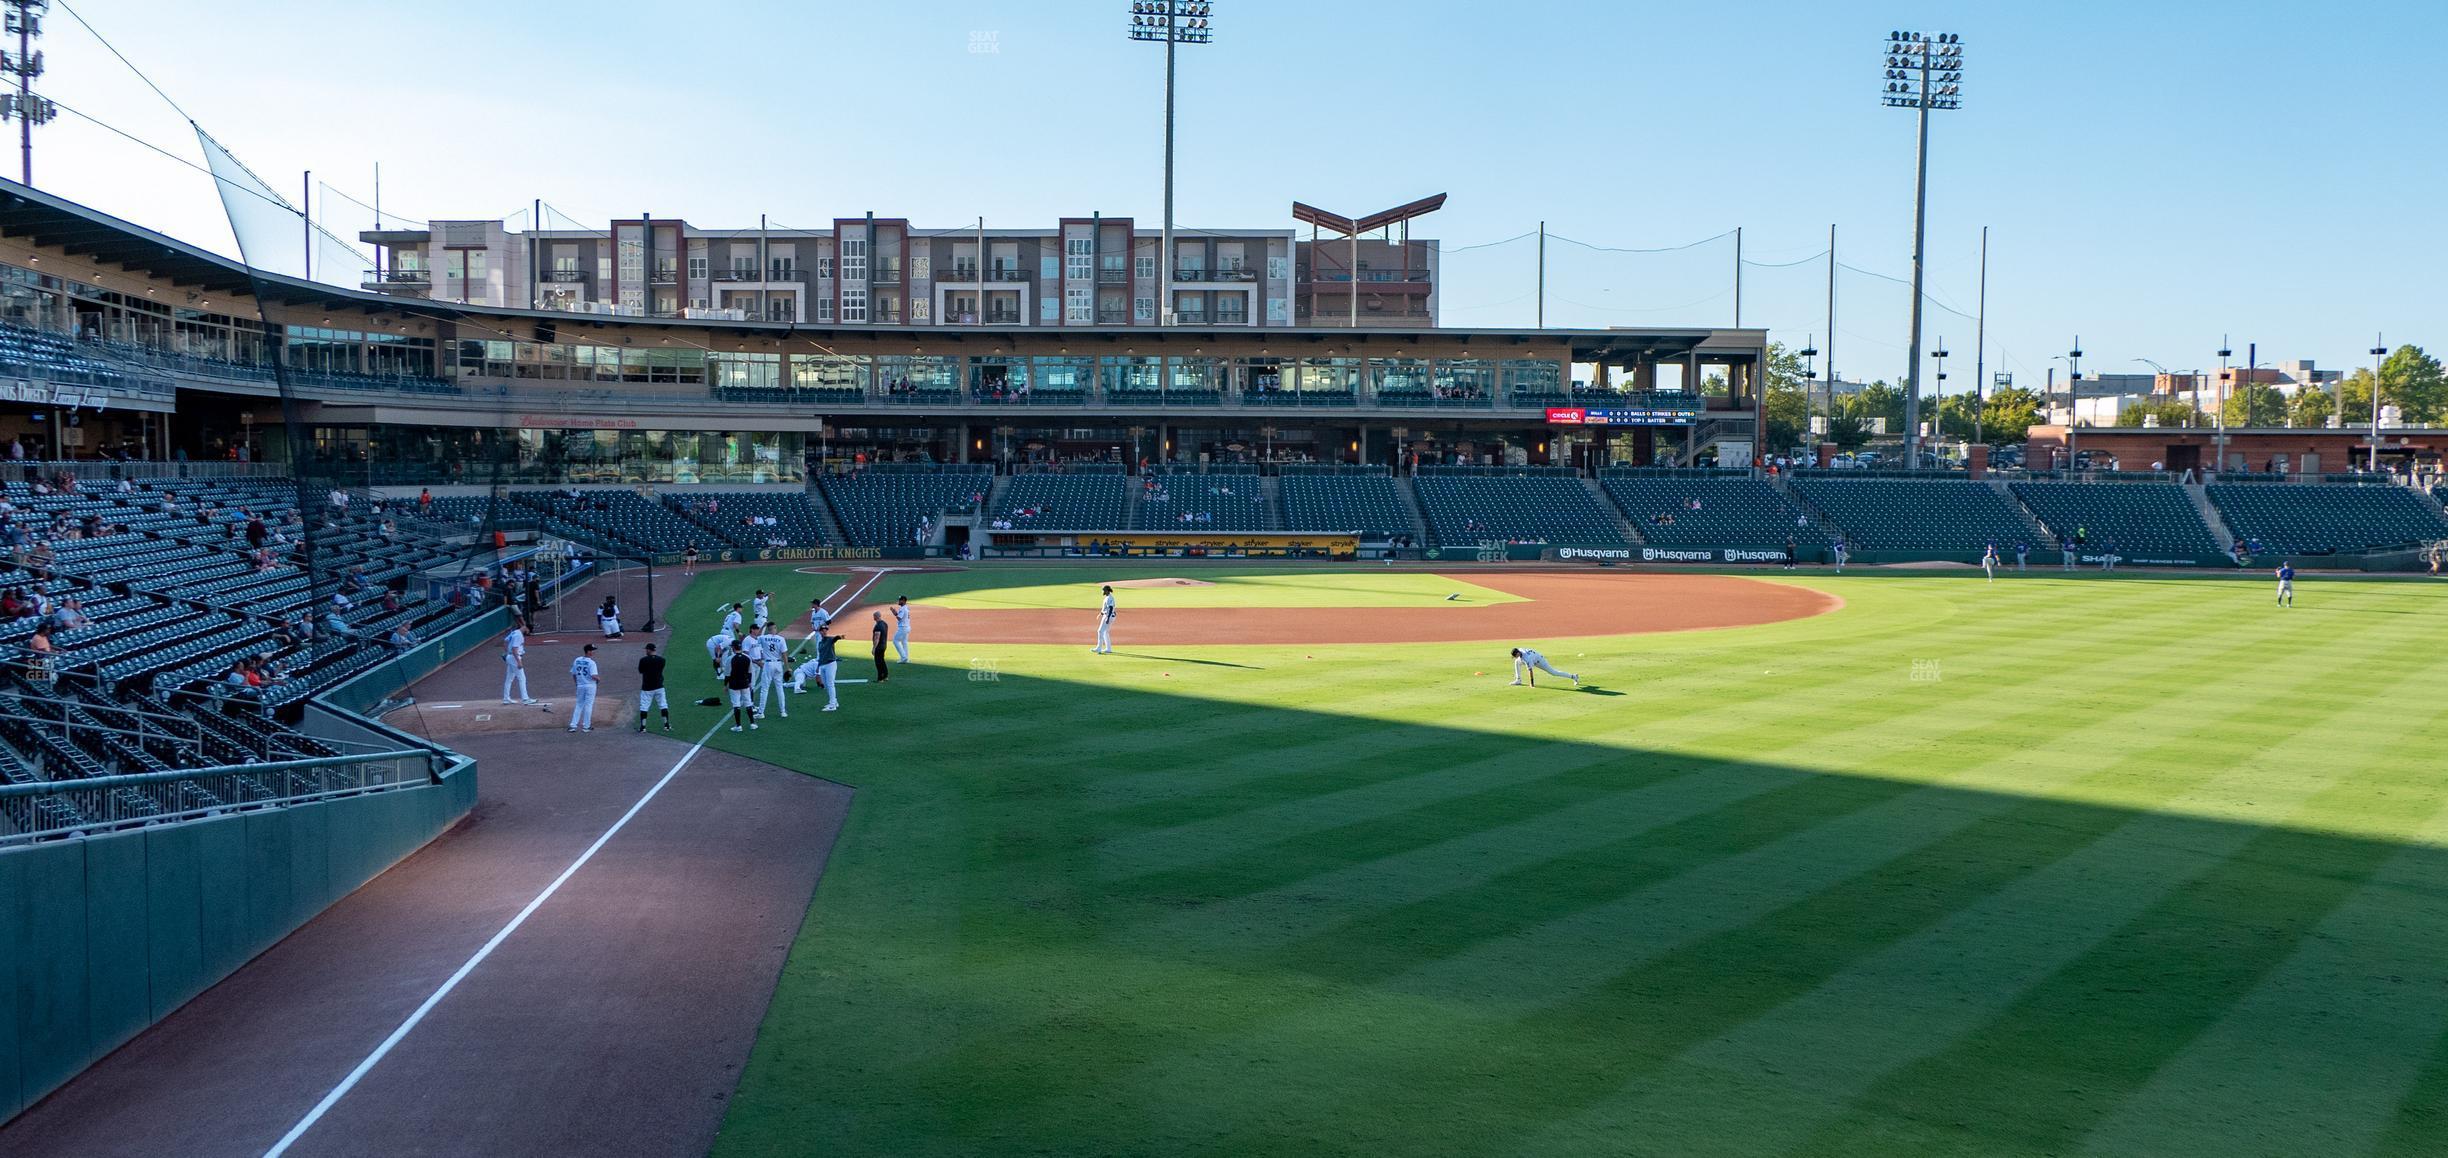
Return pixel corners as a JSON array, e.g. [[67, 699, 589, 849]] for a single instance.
[[417, 487, 433, 515], [48, 598, 86, 632], [5, 437, 18, 459], [220, 663, 257, 702], [380, 588, 402, 614], [385, 625, 415, 650], [24, 624, 53, 683], [25, 538, 52, 578], [322, 608, 354, 640], [341, 566, 368, 595], [245, 514, 270, 549], [330, 589, 353, 612]]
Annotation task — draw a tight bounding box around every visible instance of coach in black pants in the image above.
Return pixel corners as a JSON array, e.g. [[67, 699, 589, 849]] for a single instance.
[[870, 610, 891, 682]]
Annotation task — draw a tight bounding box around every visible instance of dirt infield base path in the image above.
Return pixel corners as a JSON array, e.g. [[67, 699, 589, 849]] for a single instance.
[[867, 571, 1837, 646]]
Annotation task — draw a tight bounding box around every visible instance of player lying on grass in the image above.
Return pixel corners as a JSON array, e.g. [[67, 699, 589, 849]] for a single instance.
[[1510, 646, 1578, 688]]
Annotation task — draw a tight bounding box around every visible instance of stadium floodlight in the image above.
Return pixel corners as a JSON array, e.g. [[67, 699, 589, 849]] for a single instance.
[[1882, 29, 1966, 470], [1128, 1, 1214, 327]]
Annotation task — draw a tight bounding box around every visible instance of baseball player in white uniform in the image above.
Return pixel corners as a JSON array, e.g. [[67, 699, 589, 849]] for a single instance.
[[1509, 646, 1578, 688], [741, 623, 768, 701], [1094, 585, 1116, 654], [808, 597, 835, 635], [891, 596, 912, 663], [567, 643, 600, 732], [501, 619, 537, 704], [751, 590, 772, 629], [757, 625, 791, 719], [721, 602, 743, 639], [705, 626, 734, 676]]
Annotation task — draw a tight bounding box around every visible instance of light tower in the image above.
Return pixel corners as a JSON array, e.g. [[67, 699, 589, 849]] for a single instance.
[[0, 0, 54, 186], [1881, 30, 1964, 469], [1128, 2, 1213, 326]]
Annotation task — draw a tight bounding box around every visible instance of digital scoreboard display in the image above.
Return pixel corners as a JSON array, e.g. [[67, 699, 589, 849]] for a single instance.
[[1545, 403, 1704, 426]]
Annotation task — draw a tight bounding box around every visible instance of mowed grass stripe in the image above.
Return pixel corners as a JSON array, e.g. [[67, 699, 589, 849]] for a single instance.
[[1228, 600, 2355, 979], [1085, 577, 2203, 808], [1533, 638, 2448, 1157], [2074, 793, 2448, 1158], [1114, 586, 2274, 958], [921, 596, 2407, 1152], [701, 570, 2448, 1158], [1094, 585, 2234, 884], [1071, 624, 2410, 1156]]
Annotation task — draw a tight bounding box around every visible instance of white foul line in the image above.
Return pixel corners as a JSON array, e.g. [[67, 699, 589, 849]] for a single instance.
[[263, 568, 891, 1157]]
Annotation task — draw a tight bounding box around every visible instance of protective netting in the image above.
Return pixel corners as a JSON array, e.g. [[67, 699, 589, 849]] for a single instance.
[[195, 127, 548, 668]]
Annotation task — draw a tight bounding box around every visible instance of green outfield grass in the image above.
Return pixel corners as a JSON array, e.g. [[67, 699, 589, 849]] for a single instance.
[[662, 564, 2448, 1157]]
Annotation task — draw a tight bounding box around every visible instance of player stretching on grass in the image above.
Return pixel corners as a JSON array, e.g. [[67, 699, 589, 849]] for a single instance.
[[1509, 646, 1578, 688]]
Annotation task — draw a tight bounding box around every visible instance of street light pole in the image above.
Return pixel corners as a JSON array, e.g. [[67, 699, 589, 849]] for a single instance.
[[2370, 334, 2388, 472], [1128, 2, 1212, 327], [2215, 339, 2232, 475], [1882, 30, 1964, 471], [1931, 339, 1950, 465], [1973, 225, 1987, 447], [2067, 338, 2083, 470]]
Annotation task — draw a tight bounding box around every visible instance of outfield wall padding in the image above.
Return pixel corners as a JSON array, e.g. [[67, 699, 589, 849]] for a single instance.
[[0, 758, 476, 1123]]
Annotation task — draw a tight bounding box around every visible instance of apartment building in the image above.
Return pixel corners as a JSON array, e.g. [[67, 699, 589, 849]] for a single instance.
[[360, 213, 1432, 328]]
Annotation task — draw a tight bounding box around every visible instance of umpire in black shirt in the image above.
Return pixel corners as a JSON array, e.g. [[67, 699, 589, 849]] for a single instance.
[[870, 610, 891, 682]]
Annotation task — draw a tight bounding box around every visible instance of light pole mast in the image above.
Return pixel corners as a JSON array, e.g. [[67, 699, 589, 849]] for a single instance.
[[1882, 30, 1963, 470], [1128, 2, 1212, 327], [2370, 335, 2388, 472], [1, 0, 56, 186]]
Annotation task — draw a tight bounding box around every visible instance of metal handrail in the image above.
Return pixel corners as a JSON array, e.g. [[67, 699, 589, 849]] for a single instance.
[[0, 748, 446, 846]]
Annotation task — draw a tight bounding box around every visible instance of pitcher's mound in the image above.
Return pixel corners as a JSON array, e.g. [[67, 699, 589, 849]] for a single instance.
[[1104, 577, 1215, 588]]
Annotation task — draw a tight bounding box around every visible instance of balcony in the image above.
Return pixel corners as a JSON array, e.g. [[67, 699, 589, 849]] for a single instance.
[[1174, 309, 1209, 325], [1211, 266, 1256, 281], [984, 311, 1024, 325], [713, 267, 807, 283], [541, 269, 588, 284], [873, 267, 904, 286], [987, 267, 1031, 283], [1214, 310, 1249, 325], [361, 268, 430, 288], [649, 266, 680, 285], [1301, 268, 1433, 284], [1173, 267, 1210, 282], [1097, 268, 1130, 285], [941, 265, 979, 282], [1095, 307, 1133, 324]]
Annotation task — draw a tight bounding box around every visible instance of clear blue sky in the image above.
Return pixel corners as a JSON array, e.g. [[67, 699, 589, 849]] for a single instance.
[[35, 0, 2448, 390]]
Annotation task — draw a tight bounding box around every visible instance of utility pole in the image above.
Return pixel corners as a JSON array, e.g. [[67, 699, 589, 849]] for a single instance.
[[2215, 339, 2232, 476], [1536, 220, 1546, 328], [1733, 226, 1743, 327], [2370, 334, 2388, 472], [1973, 225, 1987, 446], [301, 171, 312, 281], [1824, 223, 1836, 435], [0, 0, 53, 186]]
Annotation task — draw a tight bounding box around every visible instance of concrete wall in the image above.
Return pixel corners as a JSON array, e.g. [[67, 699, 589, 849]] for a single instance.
[[0, 758, 476, 1122]]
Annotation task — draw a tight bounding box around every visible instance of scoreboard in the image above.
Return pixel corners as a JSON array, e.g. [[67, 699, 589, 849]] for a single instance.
[[1545, 401, 1704, 426]]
